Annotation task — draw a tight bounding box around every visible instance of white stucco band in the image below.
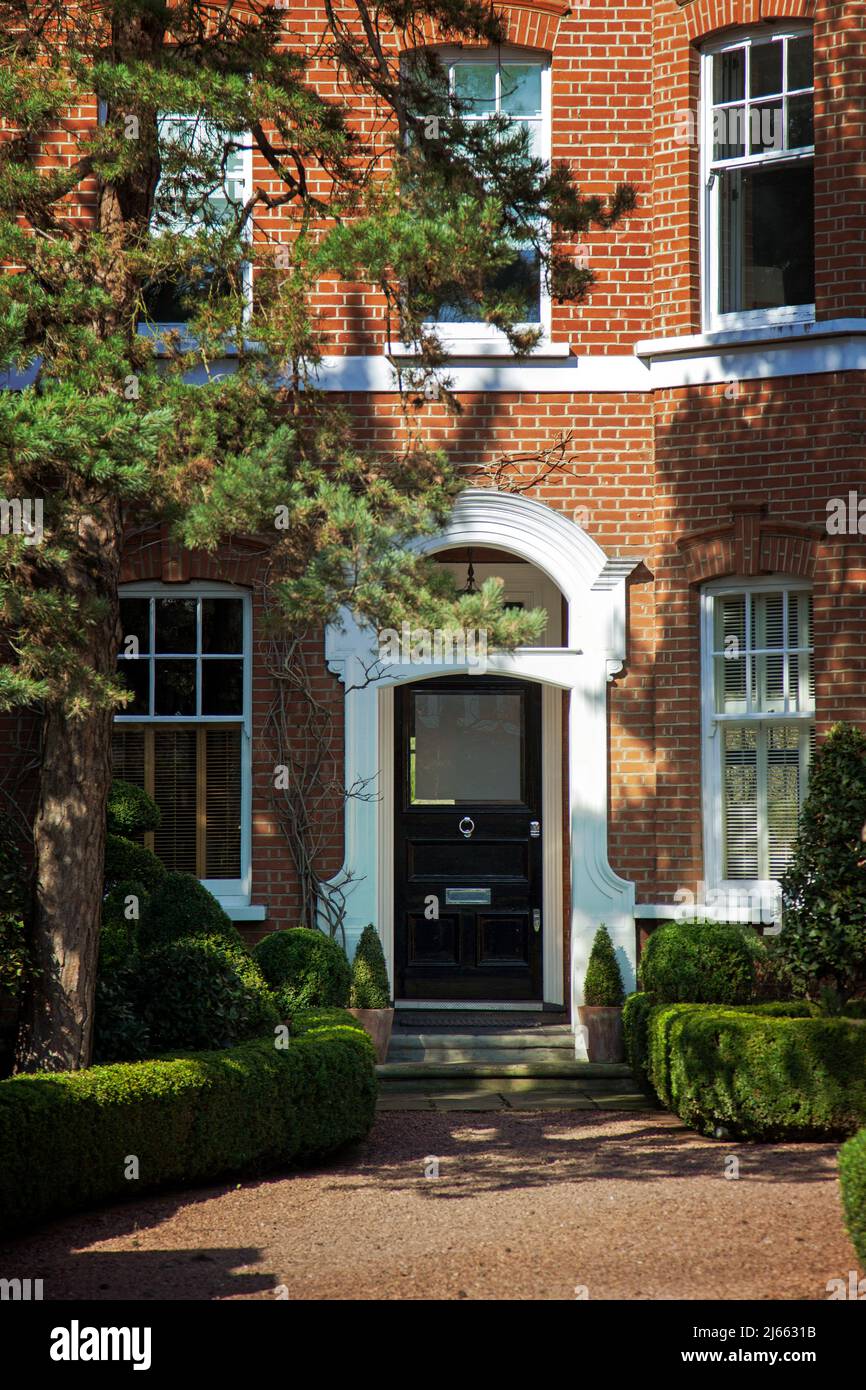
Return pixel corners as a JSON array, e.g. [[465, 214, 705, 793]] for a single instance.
[[323, 489, 639, 1043]]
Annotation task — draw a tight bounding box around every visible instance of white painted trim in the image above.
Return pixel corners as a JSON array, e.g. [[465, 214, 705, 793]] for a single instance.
[[700, 25, 815, 333], [323, 489, 638, 1043], [115, 579, 253, 907], [700, 575, 814, 903]]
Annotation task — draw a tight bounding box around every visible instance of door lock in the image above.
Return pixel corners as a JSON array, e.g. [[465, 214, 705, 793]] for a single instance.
[[530, 821, 541, 838], [532, 909, 541, 934]]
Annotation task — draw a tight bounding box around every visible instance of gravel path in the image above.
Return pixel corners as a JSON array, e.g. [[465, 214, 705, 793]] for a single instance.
[[0, 1111, 858, 1301]]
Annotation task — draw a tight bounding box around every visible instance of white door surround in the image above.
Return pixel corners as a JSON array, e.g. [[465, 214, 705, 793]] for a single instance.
[[323, 488, 638, 1036]]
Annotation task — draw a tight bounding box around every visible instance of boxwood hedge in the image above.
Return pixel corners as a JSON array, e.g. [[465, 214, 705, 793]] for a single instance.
[[624, 994, 866, 1140], [839, 1126, 866, 1268], [0, 1008, 376, 1235]]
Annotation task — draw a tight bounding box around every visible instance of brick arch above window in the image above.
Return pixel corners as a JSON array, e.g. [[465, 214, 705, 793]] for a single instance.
[[675, 0, 815, 41], [119, 525, 267, 587], [677, 502, 823, 584], [412, 0, 569, 52]]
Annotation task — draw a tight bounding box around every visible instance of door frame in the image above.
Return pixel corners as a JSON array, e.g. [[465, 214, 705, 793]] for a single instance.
[[382, 678, 563, 1006], [323, 488, 639, 1035]]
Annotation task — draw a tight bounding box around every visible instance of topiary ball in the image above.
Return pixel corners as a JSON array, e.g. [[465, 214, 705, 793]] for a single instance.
[[134, 934, 278, 1052], [138, 871, 244, 951], [638, 918, 759, 1004], [104, 833, 166, 893], [254, 927, 350, 1010], [107, 779, 161, 837]]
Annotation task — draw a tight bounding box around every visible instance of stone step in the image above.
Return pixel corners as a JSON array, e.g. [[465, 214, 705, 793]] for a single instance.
[[378, 1060, 633, 1081], [388, 1028, 574, 1051], [388, 1046, 575, 1064], [377, 1075, 644, 1097]]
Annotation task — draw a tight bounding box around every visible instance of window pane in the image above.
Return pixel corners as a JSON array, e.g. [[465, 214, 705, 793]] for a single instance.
[[205, 728, 242, 877], [767, 726, 802, 879], [111, 729, 146, 844], [153, 729, 198, 873], [116, 658, 150, 716], [787, 35, 814, 91], [201, 660, 244, 715], [750, 40, 783, 98], [411, 691, 523, 804], [749, 100, 783, 155], [787, 93, 814, 149], [155, 598, 197, 652], [155, 659, 197, 716], [453, 64, 496, 111], [714, 48, 745, 104], [119, 598, 150, 656], [723, 726, 759, 879], [500, 65, 542, 117], [202, 598, 244, 653], [713, 105, 746, 161], [718, 161, 814, 313]]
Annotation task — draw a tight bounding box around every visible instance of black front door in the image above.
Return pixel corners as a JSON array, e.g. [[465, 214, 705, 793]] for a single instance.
[[395, 676, 543, 1001]]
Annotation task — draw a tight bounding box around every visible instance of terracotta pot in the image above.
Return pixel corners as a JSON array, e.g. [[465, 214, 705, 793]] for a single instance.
[[578, 1005, 625, 1063], [347, 1007, 395, 1064]]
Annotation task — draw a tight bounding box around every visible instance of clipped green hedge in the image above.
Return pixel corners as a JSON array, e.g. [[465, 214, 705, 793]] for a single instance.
[[839, 1126, 866, 1268], [626, 994, 866, 1140], [0, 1009, 376, 1235], [254, 927, 350, 1011]]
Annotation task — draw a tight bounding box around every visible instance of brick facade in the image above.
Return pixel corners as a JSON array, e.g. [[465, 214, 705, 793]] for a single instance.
[[4, 0, 866, 996]]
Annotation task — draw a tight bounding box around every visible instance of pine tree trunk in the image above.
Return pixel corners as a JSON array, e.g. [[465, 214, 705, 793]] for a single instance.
[[14, 498, 122, 1073]]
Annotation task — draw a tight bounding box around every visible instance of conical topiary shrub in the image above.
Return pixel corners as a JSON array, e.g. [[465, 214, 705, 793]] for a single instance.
[[350, 924, 392, 1009], [583, 923, 624, 1006]]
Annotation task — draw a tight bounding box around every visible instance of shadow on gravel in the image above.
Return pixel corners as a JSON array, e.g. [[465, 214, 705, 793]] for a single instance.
[[323, 1112, 841, 1200]]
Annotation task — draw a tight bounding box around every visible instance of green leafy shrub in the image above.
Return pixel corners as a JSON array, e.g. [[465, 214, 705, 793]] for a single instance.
[[0, 1010, 376, 1235], [350, 925, 391, 1009], [641, 1001, 866, 1140], [622, 992, 654, 1093], [583, 923, 624, 1006], [839, 1126, 866, 1268], [93, 970, 150, 1064], [99, 880, 147, 973], [104, 833, 166, 893], [780, 723, 866, 1006], [254, 927, 350, 1011], [138, 871, 242, 949], [638, 918, 759, 1004], [107, 780, 161, 837], [133, 935, 277, 1052]]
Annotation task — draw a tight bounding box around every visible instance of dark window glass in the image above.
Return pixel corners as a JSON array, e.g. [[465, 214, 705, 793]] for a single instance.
[[719, 162, 814, 313], [119, 598, 150, 656], [714, 47, 745, 104], [787, 35, 814, 90], [201, 660, 244, 715], [202, 598, 244, 653], [116, 659, 150, 715], [155, 598, 197, 653], [750, 41, 783, 98], [155, 659, 197, 715]]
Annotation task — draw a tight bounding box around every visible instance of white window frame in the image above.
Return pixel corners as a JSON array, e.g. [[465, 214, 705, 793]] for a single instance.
[[700, 24, 815, 333], [700, 575, 814, 908], [142, 112, 254, 333], [115, 580, 253, 907], [416, 46, 552, 349]]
